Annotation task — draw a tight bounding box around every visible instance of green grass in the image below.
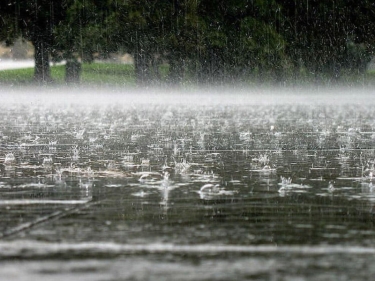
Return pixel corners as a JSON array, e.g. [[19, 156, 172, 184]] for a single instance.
[[81, 63, 136, 86], [1, 61, 375, 87], [366, 70, 375, 80], [0, 67, 34, 84], [0, 62, 136, 86]]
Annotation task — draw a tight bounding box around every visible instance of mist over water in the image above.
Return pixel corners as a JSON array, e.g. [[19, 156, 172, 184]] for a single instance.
[[0, 85, 371, 106], [1, 85, 375, 280]]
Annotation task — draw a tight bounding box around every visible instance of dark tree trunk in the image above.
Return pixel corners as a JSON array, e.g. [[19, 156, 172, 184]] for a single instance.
[[33, 39, 52, 83], [197, 48, 223, 85], [168, 56, 184, 85], [65, 60, 82, 84], [197, 55, 210, 85], [168, 0, 186, 86], [134, 50, 150, 87]]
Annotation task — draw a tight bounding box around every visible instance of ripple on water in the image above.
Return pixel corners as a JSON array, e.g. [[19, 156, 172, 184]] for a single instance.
[[1, 94, 375, 280]]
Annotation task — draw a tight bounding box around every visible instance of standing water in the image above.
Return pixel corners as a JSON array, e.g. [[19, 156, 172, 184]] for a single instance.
[[0, 87, 375, 280]]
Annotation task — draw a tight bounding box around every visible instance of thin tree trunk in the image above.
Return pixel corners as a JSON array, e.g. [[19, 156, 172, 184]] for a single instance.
[[33, 39, 52, 83], [134, 50, 150, 87], [168, 55, 184, 85], [65, 59, 81, 84]]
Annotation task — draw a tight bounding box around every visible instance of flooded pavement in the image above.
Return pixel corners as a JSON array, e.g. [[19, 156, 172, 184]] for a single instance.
[[0, 87, 375, 280]]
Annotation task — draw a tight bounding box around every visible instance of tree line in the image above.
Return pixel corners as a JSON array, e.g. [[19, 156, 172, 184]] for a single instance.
[[1, 0, 374, 85]]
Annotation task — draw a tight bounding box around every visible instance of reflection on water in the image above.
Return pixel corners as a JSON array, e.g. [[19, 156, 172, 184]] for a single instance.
[[1, 90, 375, 279]]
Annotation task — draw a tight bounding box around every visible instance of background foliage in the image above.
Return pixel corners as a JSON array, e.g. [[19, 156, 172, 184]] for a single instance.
[[1, 0, 374, 85]]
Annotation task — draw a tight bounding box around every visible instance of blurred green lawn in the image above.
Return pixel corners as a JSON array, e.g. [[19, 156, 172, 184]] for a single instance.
[[0, 62, 374, 86], [0, 63, 137, 86]]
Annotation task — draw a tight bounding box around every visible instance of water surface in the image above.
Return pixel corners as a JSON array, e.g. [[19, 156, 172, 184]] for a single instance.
[[0, 87, 374, 280]]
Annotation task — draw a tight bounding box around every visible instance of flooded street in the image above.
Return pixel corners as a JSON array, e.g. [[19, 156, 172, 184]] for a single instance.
[[0, 87, 375, 280]]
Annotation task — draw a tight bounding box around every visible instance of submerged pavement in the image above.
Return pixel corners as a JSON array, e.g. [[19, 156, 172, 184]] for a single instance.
[[0, 89, 375, 280]]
